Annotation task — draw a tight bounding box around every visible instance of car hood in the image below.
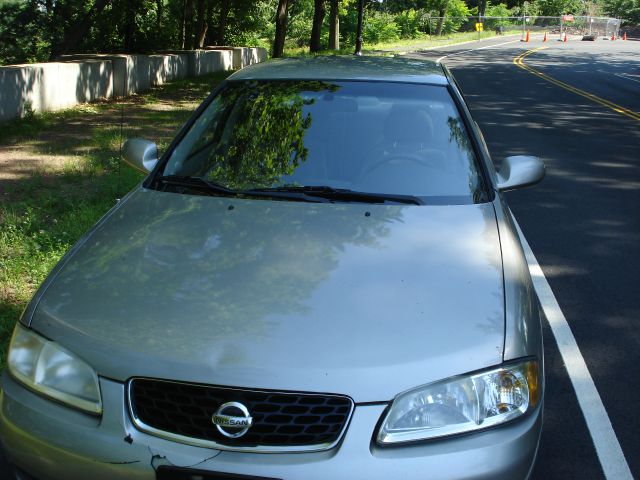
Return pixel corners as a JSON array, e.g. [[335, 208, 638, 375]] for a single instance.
[[32, 188, 504, 402]]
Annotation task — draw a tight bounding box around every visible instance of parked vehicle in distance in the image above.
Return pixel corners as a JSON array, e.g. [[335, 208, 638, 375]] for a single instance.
[[1, 56, 545, 480]]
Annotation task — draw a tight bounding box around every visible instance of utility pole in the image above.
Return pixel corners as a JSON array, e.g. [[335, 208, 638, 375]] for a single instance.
[[521, 1, 526, 40], [355, 0, 364, 56]]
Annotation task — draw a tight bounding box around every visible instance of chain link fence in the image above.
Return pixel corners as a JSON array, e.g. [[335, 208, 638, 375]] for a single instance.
[[421, 16, 621, 40]]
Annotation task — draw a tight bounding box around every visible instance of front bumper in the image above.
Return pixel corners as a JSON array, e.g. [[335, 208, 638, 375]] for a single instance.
[[1, 372, 542, 480]]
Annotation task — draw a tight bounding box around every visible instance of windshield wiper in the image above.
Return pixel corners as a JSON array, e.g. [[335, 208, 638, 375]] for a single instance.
[[156, 175, 327, 203], [249, 185, 424, 205], [157, 175, 237, 195]]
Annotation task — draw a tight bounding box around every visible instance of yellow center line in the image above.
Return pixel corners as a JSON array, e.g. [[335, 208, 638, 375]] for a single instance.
[[513, 47, 640, 122]]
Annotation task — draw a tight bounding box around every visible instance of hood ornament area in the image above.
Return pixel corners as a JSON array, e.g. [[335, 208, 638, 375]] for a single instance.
[[212, 402, 253, 438]]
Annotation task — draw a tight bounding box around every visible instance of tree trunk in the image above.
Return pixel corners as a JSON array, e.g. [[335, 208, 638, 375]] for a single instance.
[[184, 0, 195, 49], [180, 0, 187, 48], [51, 0, 112, 58], [124, 0, 137, 52], [478, 0, 487, 17], [195, 0, 207, 47], [310, 0, 326, 53], [216, 0, 231, 45], [156, 0, 163, 30], [47, 0, 59, 56], [328, 0, 339, 50], [273, 0, 289, 58], [354, 0, 364, 55], [436, 8, 446, 36]]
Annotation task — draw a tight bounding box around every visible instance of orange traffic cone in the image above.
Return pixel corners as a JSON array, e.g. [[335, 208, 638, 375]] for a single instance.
[[623, 32, 627, 40], [543, 32, 547, 42], [564, 32, 568, 42], [611, 34, 616, 41], [526, 30, 530, 42]]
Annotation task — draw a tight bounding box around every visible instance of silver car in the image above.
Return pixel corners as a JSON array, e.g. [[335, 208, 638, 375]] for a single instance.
[[1, 56, 545, 480]]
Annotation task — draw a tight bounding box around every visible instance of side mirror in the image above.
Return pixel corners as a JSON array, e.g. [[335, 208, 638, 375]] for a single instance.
[[497, 155, 545, 192], [122, 138, 159, 173]]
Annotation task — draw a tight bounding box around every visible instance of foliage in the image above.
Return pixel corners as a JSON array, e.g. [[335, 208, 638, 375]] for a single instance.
[[0, 1, 49, 64], [395, 9, 428, 38], [287, 0, 315, 47], [602, 0, 640, 23], [420, 0, 473, 34], [0, 0, 280, 65], [224, 0, 277, 48], [537, 0, 587, 15], [445, 0, 473, 30], [364, 10, 401, 43], [0, 0, 630, 65], [189, 81, 337, 189], [509, 0, 542, 17], [480, 2, 515, 29], [485, 2, 511, 18]]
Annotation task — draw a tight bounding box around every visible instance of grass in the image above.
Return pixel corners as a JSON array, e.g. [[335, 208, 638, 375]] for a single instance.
[[284, 29, 522, 57], [364, 30, 522, 52], [0, 71, 231, 369]]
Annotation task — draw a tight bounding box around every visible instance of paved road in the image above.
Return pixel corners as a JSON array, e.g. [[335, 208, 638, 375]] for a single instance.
[[407, 36, 640, 479]]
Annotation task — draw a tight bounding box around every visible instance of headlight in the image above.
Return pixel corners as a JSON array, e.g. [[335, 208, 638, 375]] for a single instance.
[[377, 360, 540, 444], [7, 324, 102, 415]]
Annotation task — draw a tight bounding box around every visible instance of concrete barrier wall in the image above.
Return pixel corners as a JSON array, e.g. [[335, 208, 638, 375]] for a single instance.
[[0, 47, 267, 122], [189, 50, 234, 76], [0, 60, 112, 121], [231, 47, 268, 70]]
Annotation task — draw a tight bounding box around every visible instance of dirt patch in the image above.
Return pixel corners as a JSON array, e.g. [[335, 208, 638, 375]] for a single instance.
[[0, 72, 230, 204], [0, 146, 78, 180], [0, 76, 217, 193]]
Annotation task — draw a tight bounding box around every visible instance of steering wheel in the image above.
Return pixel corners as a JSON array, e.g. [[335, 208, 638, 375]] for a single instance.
[[359, 153, 439, 180]]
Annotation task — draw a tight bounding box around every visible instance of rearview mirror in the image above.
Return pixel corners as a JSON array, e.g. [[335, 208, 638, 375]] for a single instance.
[[122, 138, 159, 173], [497, 156, 545, 192]]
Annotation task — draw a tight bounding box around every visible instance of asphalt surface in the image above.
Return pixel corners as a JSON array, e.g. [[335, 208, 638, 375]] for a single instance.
[[1, 37, 638, 479], [406, 35, 640, 479]]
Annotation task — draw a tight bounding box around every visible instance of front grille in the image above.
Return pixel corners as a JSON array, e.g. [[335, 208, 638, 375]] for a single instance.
[[128, 378, 354, 452]]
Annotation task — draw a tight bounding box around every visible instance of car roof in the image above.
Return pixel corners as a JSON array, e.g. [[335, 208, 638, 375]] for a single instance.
[[228, 56, 449, 86]]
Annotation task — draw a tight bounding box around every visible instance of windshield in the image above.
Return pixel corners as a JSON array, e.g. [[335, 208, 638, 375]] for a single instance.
[[159, 80, 487, 204]]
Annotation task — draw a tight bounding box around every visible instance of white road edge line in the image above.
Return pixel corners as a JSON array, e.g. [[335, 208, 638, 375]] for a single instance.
[[435, 39, 521, 63], [512, 215, 633, 480]]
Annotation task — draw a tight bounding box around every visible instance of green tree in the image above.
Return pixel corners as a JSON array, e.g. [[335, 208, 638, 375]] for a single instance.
[[0, 1, 49, 64], [171, 80, 338, 188], [424, 0, 450, 36], [363, 11, 400, 42], [204, 81, 324, 188], [395, 8, 427, 38], [602, 0, 640, 22], [481, 2, 513, 29], [537, 0, 585, 15]]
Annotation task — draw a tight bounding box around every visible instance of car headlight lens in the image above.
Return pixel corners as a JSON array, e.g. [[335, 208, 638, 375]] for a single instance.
[[377, 360, 539, 444], [7, 324, 102, 415]]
